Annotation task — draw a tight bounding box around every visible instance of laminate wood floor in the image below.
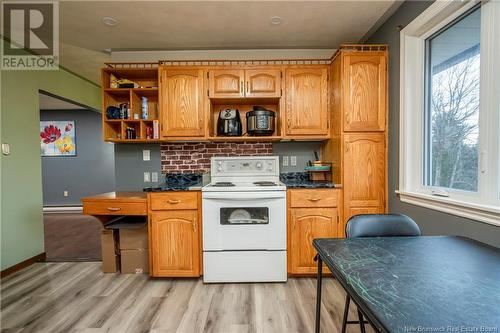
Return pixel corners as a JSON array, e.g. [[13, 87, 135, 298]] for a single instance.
[[1, 262, 373, 333], [44, 213, 102, 261]]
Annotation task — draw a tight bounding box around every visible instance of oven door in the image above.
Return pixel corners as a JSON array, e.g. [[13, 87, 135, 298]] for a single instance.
[[202, 191, 286, 251]]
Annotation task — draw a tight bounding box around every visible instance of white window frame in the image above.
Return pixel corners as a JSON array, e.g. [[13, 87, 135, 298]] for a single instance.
[[398, 0, 500, 226]]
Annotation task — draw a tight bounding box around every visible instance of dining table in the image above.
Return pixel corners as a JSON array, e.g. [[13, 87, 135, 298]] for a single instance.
[[313, 236, 500, 333]]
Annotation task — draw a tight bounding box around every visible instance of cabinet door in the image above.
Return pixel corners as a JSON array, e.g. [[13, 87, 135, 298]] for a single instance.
[[285, 68, 328, 136], [290, 208, 338, 274], [343, 133, 386, 232], [343, 53, 387, 131], [208, 69, 244, 98], [160, 68, 205, 137], [150, 210, 200, 277], [245, 69, 281, 98]]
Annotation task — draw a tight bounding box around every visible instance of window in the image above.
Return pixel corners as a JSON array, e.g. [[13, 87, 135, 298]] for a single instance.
[[400, 1, 500, 225], [424, 7, 481, 193]]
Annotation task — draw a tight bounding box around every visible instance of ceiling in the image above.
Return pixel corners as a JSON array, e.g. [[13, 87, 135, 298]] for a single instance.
[[39, 93, 89, 110], [58, 1, 401, 83]]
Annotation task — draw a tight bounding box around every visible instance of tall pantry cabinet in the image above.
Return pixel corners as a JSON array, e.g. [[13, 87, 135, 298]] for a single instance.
[[322, 46, 388, 237]]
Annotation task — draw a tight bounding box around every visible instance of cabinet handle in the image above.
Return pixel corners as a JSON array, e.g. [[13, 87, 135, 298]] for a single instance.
[[167, 199, 180, 204], [193, 221, 197, 232], [307, 198, 321, 202], [246, 81, 249, 93], [240, 81, 244, 94], [107, 207, 122, 211]]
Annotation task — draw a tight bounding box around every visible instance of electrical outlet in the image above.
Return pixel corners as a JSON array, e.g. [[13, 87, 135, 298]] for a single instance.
[[144, 172, 151, 183], [143, 150, 151, 161], [282, 156, 289, 167], [290, 156, 297, 166], [151, 172, 158, 182], [63, 191, 69, 197]]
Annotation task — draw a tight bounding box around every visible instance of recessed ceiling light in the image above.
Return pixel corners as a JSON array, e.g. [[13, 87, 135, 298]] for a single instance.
[[270, 16, 282, 25], [101, 16, 118, 26]]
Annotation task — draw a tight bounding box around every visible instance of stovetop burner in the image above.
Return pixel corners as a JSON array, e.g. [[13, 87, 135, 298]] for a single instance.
[[212, 182, 236, 187], [253, 181, 277, 186]]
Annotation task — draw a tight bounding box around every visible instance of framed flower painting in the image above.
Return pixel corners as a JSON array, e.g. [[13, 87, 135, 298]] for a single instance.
[[40, 121, 76, 156]]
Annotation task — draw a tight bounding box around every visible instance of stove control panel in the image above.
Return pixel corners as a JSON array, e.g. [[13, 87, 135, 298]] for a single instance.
[[211, 156, 279, 177]]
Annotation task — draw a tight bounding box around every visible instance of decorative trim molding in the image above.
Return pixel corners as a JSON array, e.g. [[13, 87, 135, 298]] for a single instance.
[[104, 62, 158, 69], [105, 45, 389, 68], [397, 191, 500, 227], [1, 253, 46, 279], [160, 59, 331, 66]]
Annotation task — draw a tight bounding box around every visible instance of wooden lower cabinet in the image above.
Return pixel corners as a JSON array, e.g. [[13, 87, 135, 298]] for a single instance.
[[149, 192, 201, 277], [288, 189, 341, 275]]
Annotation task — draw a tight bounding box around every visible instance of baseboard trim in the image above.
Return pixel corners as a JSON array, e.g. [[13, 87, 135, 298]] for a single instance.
[[1, 253, 46, 278]]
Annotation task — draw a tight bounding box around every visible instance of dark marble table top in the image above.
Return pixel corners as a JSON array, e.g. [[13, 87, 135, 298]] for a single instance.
[[313, 236, 500, 333]]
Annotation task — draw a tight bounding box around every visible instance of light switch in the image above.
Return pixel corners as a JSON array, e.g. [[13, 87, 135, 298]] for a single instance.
[[143, 150, 151, 161], [1, 143, 10, 155], [282, 156, 289, 167], [151, 172, 158, 182], [63, 191, 69, 197], [290, 156, 297, 166], [144, 172, 151, 183]]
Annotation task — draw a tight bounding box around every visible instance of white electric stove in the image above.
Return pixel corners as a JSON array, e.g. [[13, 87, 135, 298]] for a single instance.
[[202, 156, 287, 283]]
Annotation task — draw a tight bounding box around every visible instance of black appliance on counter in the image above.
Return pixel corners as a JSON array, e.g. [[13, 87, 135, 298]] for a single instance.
[[246, 106, 276, 136], [217, 109, 242, 136]]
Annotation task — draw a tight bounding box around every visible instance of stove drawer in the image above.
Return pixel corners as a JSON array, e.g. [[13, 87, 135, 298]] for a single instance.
[[149, 192, 198, 210], [289, 189, 338, 208]]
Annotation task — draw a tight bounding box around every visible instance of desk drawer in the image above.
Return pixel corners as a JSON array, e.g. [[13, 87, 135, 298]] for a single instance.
[[150, 192, 198, 210], [83, 201, 147, 216], [289, 189, 338, 208]]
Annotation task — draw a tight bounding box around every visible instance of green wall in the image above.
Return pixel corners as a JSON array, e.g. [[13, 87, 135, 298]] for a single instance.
[[0, 68, 101, 270]]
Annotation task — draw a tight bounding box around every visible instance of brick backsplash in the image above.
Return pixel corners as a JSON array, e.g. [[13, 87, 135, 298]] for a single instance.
[[161, 142, 273, 173]]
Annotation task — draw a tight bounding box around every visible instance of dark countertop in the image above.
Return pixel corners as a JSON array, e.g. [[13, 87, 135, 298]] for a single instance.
[[143, 173, 205, 192], [143, 182, 203, 192], [142, 172, 342, 191], [313, 236, 500, 333], [283, 181, 338, 189], [280, 172, 339, 189]]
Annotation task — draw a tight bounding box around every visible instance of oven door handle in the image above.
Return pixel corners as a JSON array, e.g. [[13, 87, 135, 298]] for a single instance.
[[202, 192, 285, 200]]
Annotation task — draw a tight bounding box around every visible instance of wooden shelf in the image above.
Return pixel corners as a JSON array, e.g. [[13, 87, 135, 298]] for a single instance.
[[107, 138, 161, 143], [207, 135, 282, 142]]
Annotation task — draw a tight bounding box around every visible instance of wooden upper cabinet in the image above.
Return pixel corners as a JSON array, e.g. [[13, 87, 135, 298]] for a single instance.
[[343, 53, 387, 131], [289, 207, 337, 274], [245, 69, 281, 98], [208, 69, 244, 98], [150, 210, 200, 277], [343, 133, 386, 224], [160, 68, 205, 137], [285, 68, 328, 137]]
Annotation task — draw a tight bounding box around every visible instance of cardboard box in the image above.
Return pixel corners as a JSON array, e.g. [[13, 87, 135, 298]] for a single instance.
[[119, 226, 148, 250], [120, 249, 149, 274], [101, 229, 119, 273]]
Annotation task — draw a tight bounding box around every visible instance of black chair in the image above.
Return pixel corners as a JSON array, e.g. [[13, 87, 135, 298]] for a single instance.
[[341, 214, 421, 333]]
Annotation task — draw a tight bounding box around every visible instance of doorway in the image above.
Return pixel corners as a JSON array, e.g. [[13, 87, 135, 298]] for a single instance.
[[39, 91, 115, 261]]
